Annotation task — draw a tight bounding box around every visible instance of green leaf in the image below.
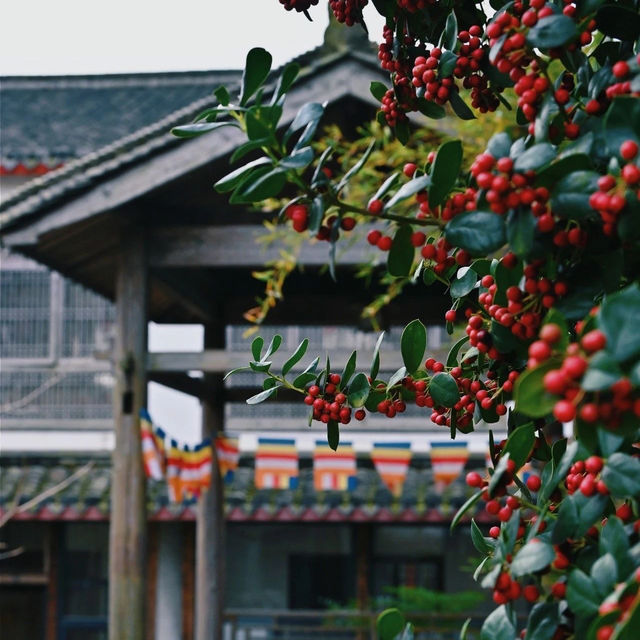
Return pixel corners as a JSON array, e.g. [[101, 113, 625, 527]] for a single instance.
[[447, 336, 469, 368], [445, 211, 506, 256], [215, 157, 273, 193], [251, 336, 264, 361], [372, 172, 401, 202], [487, 132, 512, 159], [534, 94, 560, 143], [603, 97, 640, 156], [370, 81, 388, 102], [416, 98, 446, 119], [598, 283, 640, 363], [327, 419, 339, 451], [238, 168, 287, 202], [337, 140, 375, 191], [581, 351, 623, 391], [540, 440, 578, 504], [401, 320, 427, 374], [459, 618, 472, 640], [387, 366, 407, 390], [471, 519, 494, 554], [246, 385, 280, 405], [450, 490, 483, 530], [502, 423, 536, 470], [440, 10, 459, 51], [230, 137, 271, 163], [596, 4, 640, 41], [524, 603, 559, 640], [385, 175, 430, 210], [550, 171, 600, 220], [591, 553, 618, 597], [262, 335, 282, 362], [450, 267, 477, 299], [438, 51, 458, 78], [552, 494, 578, 543], [513, 143, 556, 172], [370, 332, 385, 381], [245, 107, 273, 141], [429, 140, 463, 209], [340, 351, 357, 390], [283, 102, 324, 147], [388, 225, 415, 277], [488, 452, 510, 497], [567, 569, 600, 618], [280, 147, 314, 170], [271, 62, 300, 104], [600, 516, 630, 573], [429, 373, 460, 408], [240, 47, 272, 106], [171, 121, 239, 138], [377, 609, 405, 640], [480, 606, 516, 640], [602, 453, 640, 498], [573, 492, 609, 537], [449, 91, 475, 120], [506, 208, 536, 258], [308, 195, 324, 236], [513, 359, 559, 418], [348, 372, 370, 408], [214, 86, 230, 106], [282, 339, 309, 376], [526, 14, 578, 49], [511, 538, 555, 578], [292, 357, 319, 388]]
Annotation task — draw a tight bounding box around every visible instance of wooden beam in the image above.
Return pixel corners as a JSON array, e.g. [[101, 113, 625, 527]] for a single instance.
[[195, 325, 226, 640], [148, 225, 374, 268], [148, 371, 205, 399], [109, 227, 148, 640]]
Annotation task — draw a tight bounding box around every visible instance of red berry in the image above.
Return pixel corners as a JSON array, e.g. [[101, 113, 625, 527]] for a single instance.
[[526, 475, 541, 492], [368, 199, 384, 215], [523, 585, 539, 603], [377, 236, 393, 251], [612, 61, 630, 79], [581, 329, 606, 353], [466, 471, 484, 487], [620, 139, 639, 161], [553, 400, 576, 422], [403, 163, 418, 178]]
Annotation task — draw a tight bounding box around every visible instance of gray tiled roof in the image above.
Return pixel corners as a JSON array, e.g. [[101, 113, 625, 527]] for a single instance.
[[0, 47, 380, 230], [0, 71, 241, 166]]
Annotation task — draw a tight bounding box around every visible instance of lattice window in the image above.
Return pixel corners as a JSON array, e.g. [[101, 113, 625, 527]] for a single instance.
[[62, 280, 114, 358], [0, 270, 51, 358]]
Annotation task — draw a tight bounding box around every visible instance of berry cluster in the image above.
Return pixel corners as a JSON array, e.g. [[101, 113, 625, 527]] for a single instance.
[[304, 374, 353, 424], [285, 203, 357, 238], [329, 0, 367, 25], [536, 325, 640, 425], [278, 0, 319, 12], [589, 140, 640, 235]]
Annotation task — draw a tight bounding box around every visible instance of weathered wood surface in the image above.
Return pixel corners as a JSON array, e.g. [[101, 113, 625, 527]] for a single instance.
[[195, 325, 226, 640], [109, 228, 148, 640]]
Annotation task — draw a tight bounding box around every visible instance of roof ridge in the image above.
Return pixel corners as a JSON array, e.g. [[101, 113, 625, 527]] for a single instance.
[[0, 47, 380, 230]]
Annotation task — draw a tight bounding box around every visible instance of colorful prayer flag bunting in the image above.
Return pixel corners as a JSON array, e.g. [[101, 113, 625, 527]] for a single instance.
[[430, 441, 469, 486], [371, 442, 412, 497], [313, 441, 357, 491], [216, 436, 240, 482], [255, 438, 299, 489], [140, 409, 164, 481], [166, 439, 183, 503]]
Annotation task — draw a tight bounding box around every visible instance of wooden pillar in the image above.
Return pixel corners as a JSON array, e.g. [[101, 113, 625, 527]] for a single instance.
[[182, 524, 196, 640], [195, 324, 226, 640], [109, 228, 148, 640], [146, 524, 158, 640], [45, 524, 59, 640], [355, 524, 372, 640]]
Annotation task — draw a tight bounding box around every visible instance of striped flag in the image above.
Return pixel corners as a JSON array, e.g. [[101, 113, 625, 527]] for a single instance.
[[430, 441, 469, 486], [371, 442, 412, 497], [166, 440, 183, 503], [216, 436, 240, 482], [181, 442, 213, 498], [140, 410, 163, 481], [255, 438, 299, 489], [313, 441, 357, 491]]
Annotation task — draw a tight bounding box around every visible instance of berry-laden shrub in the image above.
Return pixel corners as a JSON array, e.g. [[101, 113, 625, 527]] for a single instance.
[[173, 1, 640, 638]]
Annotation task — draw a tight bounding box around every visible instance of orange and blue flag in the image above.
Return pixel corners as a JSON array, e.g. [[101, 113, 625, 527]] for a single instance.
[[140, 409, 164, 481], [215, 436, 240, 483], [430, 441, 469, 486], [313, 441, 357, 491], [255, 438, 298, 489], [371, 442, 412, 497]]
